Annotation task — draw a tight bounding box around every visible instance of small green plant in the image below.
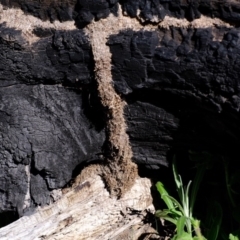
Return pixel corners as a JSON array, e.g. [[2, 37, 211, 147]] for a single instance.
[[155, 153, 240, 239], [155, 158, 205, 240]]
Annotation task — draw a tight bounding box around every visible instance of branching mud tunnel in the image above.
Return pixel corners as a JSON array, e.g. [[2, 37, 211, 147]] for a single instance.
[[0, 0, 240, 239]]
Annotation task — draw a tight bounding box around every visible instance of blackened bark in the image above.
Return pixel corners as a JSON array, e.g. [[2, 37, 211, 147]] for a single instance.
[[108, 27, 240, 168], [0, 25, 105, 216], [1, 0, 240, 230], [120, 0, 240, 24], [2, 0, 240, 26]]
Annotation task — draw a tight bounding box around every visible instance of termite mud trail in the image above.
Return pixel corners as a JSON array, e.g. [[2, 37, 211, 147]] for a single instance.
[[0, 2, 231, 198], [85, 9, 155, 197], [85, 7, 232, 197]]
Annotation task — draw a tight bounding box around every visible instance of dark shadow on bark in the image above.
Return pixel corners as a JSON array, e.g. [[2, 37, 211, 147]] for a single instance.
[[0, 211, 19, 228]]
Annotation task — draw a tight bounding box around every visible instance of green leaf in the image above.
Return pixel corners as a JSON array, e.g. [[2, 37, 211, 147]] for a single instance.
[[155, 209, 178, 219], [164, 194, 185, 215], [184, 180, 192, 217], [190, 164, 205, 215], [229, 233, 239, 240], [176, 216, 187, 236], [175, 231, 193, 240], [192, 219, 206, 240], [155, 182, 175, 210], [173, 156, 181, 190], [173, 157, 184, 204], [173, 156, 185, 207], [155, 209, 179, 225]]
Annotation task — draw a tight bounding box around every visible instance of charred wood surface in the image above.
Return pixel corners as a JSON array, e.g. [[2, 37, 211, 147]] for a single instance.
[[0, 24, 105, 216], [0, 1, 239, 239], [108, 27, 240, 169]]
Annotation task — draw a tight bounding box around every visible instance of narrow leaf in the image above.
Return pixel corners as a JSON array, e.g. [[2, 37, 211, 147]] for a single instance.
[[176, 231, 193, 240], [164, 194, 186, 217], [156, 182, 174, 210], [184, 180, 192, 217], [173, 156, 181, 190], [155, 209, 177, 218], [176, 216, 187, 236], [190, 165, 205, 215]]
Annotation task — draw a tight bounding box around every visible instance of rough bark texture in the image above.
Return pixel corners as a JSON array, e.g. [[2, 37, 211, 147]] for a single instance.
[[120, 0, 240, 23], [108, 26, 240, 169], [2, 0, 240, 24], [0, 0, 240, 239], [0, 14, 106, 217]]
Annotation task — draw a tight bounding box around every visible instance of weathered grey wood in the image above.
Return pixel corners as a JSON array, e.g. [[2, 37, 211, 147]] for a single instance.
[[0, 169, 156, 240]]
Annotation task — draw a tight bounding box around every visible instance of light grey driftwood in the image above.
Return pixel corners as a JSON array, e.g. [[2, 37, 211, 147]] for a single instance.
[[0, 173, 157, 240]]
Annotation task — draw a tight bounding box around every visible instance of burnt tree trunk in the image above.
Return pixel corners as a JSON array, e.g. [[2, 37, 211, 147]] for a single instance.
[[0, 0, 240, 239]]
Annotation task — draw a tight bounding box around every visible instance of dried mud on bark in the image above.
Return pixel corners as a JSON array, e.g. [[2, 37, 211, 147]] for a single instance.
[[84, 6, 233, 196], [0, 1, 238, 239]]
